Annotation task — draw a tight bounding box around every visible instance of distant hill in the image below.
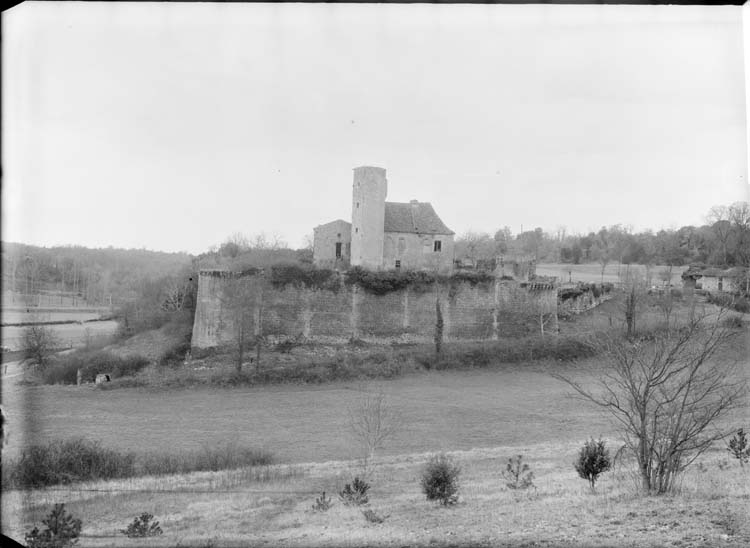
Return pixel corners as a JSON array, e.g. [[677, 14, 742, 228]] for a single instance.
[[2, 242, 194, 306]]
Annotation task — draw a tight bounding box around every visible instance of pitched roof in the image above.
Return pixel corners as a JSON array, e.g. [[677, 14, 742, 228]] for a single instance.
[[682, 265, 748, 279], [383, 201, 454, 235], [314, 219, 351, 231]]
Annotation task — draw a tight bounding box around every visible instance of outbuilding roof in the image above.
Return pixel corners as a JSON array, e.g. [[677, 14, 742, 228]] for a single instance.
[[383, 201, 454, 235], [682, 265, 748, 279]]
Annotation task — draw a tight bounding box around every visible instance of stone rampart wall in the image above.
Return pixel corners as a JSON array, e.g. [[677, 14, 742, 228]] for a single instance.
[[191, 271, 560, 348]]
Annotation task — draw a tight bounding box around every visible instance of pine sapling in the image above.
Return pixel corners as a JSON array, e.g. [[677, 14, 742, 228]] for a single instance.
[[574, 438, 612, 492], [727, 428, 750, 468]]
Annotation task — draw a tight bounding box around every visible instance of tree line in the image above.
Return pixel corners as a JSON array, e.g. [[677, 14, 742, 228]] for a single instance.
[[454, 201, 750, 269], [1, 243, 193, 306]]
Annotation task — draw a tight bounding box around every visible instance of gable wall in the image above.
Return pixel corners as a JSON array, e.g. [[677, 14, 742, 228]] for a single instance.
[[382, 232, 455, 274]]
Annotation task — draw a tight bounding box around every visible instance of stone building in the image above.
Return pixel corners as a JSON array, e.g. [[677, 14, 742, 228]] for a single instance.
[[682, 265, 749, 294], [313, 166, 455, 273]]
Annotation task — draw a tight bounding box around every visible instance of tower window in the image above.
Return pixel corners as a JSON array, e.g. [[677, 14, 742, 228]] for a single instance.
[[337, 233, 341, 238], [355, 228, 359, 233], [356, 202, 360, 208], [395, 260, 401, 269], [434, 240, 442, 252]]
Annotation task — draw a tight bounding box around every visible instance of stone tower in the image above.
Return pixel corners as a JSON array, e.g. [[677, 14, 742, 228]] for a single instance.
[[350, 166, 387, 270]]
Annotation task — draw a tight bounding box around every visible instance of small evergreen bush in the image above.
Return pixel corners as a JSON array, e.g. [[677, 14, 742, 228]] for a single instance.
[[574, 438, 612, 491], [25, 504, 82, 548], [502, 454, 534, 490], [312, 491, 333, 512], [339, 476, 371, 506], [727, 428, 750, 467], [420, 453, 460, 506], [121, 513, 163, 538]]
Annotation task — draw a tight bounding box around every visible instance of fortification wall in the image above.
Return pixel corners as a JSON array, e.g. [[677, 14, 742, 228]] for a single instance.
[[191, 272, 559, 348]]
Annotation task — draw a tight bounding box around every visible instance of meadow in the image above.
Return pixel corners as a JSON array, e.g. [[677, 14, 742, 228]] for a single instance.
[[536, 263, 688, 286], [0, 320, 119, 351], [2, 291, 747, 546]]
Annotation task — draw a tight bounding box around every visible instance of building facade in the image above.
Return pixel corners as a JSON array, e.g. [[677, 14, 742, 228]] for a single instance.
[[314, 166, 455, 273]]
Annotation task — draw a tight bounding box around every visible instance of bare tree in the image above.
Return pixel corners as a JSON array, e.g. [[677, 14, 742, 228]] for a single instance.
[[620, 270, 648, 339], [707, 205, 732, 266], [161, 277, 192, 312], [455, 231, 495, 268], [302, 233, 314, 251], [592, 232, 613, 285], [22, 323, 60, 369], [728, 201, 750, 269], [348, 389, 401, 475], [554, 310, 746, 494]]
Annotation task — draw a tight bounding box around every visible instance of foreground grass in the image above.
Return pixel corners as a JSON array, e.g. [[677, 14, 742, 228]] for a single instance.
[[3, 442, 748, 547]]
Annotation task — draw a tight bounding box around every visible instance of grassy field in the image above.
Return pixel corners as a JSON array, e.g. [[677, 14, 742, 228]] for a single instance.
[[3, 440, 748, 547], [0, 320, 118, 351], [537, 263, 688, 286], [1, 308, 110, 325], [2, 362, 615, 463], [2, 294, 747, 546]]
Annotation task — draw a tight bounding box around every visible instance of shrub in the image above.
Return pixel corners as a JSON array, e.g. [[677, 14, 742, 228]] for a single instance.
[[8, 438, 136, 489], [727, 428, 750, 467], [274, 336, 304, 354], [138, 442, 274, 476], [346, 267, 428, 295], [41, 350, 149, 385], [25, 504, 82, 548], [269, 264, 340, 291], [707, 292, 750, 313], [312, 491, 333, 512], [158, 340, 191, 367], [502, 455, 534, 490], [362, 509, 389, 524], [420, 453, 460, 506], [339, 476, 371, 506], [723, 315, 744, 329], [121, 513, 163, 538], [22, 324, 61, 369], [422, 336, 596, 371], [574, 439, 612, 492], [4, 438, 273, 488]]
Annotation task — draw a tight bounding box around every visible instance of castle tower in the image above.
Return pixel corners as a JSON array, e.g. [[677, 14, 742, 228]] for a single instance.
[[350, 166, 387, 269]]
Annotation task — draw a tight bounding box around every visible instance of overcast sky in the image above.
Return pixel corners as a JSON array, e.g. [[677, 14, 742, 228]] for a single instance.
[[3, 2, 749, 254]]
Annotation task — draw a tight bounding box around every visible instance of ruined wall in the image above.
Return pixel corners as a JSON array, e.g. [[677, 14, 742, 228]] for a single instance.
[[559, 289, 612, 315], [382, 232, 455, 274], [192, 272, 559, 348]]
